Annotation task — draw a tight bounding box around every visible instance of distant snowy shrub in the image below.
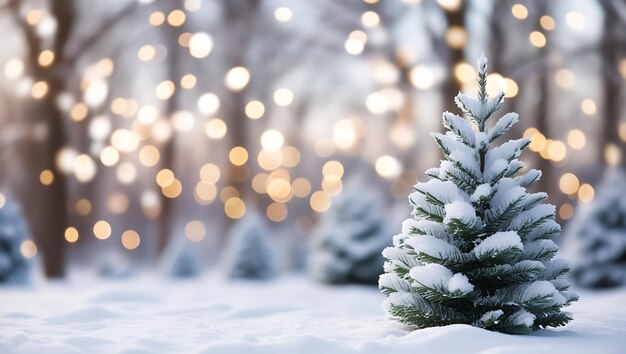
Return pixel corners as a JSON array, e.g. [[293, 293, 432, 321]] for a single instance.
[[160, 237, 203, 278], [309, 181, 389, 285], [0, 199, 33, 284], [223, 210, 279, 280], [379, 56, 577, 334], [565, 167, 626, 288]]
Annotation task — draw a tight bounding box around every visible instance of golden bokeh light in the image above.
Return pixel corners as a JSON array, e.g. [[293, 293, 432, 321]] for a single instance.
[[260, 129, 285, 152], [292, 177, 311, 198], [31, 81, 49, 99], [604, 143, 622, 166], [281, 146, 301, 168], [273, 88, 294, 106], [205, 118, 227, 139], [73, 154, 97, 183], [4, 58, 24, 79], [322, 160, 344, 182], [267, 202, 288, 222], [70, 103, 88, 121], [409, 65, 434, 90], [540, 15, 555, 30], [138, 45, 156, 61], [139, 145, 160, 166], [559, 173, 580, 195], [108, 193, 129, 214], [224, 197, 246, 219], [111, 129, 139, 153], [197, 92, 220, 115], [156, 168, 175, 187], [181, 74, 197, 89], [310, 191, 331, 212], [581, 99, 596, 115], [252, 173, 268, 194], [567, 130, 586, 150], [546, 140, 567, 162], [117, 162, 137, 185], [267, 178, 292, 202], [565, 11, 585, 31], [195, 181, 217, 204], [149, 11, 165, 26], [39, 169, 54, 185], [274, 7, 293, 22], [75, 198, 92, 216], [511, 4, 528, 19], [245, 100, 265, 119], [93, 220, 112, 240], [156, 80, 175, 100], [445, 26, 466, 49], [555, 69, 575, 89], [121, 230, 141, 250], [167, 9, 186, 27], [229, 146, 249, 166], [559, 203, 574, 220], [100, 146, 120, 166], [189, 32, 213, 58], [437, 0, 461, 11], [199, 163, 221, 183], [322, 178, 343, 196], [361, 11, 380, 28], [185, 220, 206, 241], [20, 240, 37, 259], [224, 66, 250, 91], [375, 155, 402, 179], [65, 227, 79, 243], [162, 178, 182, 198], [529, 31, 546, 48], [454, 62, 475, 84], [314, 138, 335, 158], [578, 183, 594, 203], [220, 186, 239, 202], [38, 50, 55, 67]]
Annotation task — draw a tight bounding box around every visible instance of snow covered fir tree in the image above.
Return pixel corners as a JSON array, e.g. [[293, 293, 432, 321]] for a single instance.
[[309, 180, 389, 284], [160, 237, 203, 278], [0, 199, 33, 284], [223, 210, 279, 280], [379, 55, 578, 334], [565, 167, 626, 288]]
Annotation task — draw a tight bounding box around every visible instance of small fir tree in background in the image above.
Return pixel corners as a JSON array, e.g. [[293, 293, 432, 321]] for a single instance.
[[379, 55, 578, 334], [160, 237, 203, 278], [309, 180, 389, 285], [565, 167, 626, 288], [0, 199, 33, 284], [223, 210, 279, 280]]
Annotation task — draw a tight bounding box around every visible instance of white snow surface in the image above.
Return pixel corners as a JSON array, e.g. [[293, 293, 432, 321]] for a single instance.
[[410, 264, 453, 288], [1, 275, 625, 354], [444, 201, 477, 224], [447, 273, 474, 293], [474, 231, 523, 258]]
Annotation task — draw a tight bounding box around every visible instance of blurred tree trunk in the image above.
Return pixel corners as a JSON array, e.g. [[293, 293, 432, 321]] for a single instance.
[[441, 1, 466, 117], [156, 4, 188, 254], [222, 0, 260, 197], [9, 0, 75, 277], [535, 1, 552, 196], [600, 0, 626, 166]]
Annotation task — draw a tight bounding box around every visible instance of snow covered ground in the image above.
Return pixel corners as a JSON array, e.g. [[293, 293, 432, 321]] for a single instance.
[[1, 275, 625, 353]]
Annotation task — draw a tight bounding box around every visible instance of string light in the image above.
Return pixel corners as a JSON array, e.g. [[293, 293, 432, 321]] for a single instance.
[[511, 4, 528, 19], [121, 230, 141, 250], [274, 7, 293, 22], [65, 227, 79, 243], [184, 220, 206, 241]]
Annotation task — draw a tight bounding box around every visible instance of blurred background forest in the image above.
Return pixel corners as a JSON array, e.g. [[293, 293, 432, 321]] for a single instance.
[[0, 0, 624, 279]]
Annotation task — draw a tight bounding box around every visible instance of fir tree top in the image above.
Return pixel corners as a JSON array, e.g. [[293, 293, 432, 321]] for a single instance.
[[379, 55, 578, 334]]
